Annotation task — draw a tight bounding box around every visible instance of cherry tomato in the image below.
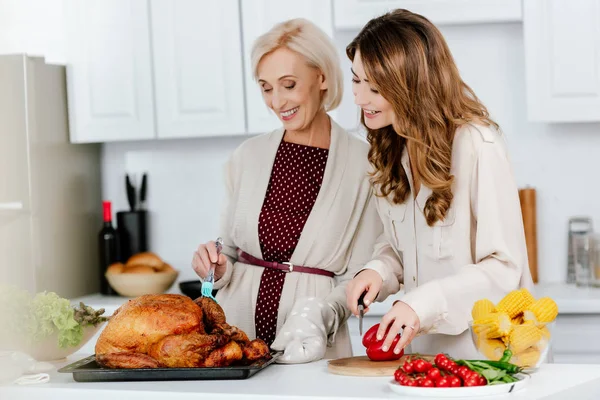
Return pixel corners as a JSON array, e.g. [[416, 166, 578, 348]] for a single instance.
[[398, 375, 411, 386], [466, 371, 480, 381], [450, 365, 459, 375], [426, 367, 441, 381], [406, 379, 419, 387], [435, 377, 450, 387], [436, 358, 449, 371], [478, 376, 487, 386], [402, 361, 414, 374], [420, 378, 435, 387], [413, 359, 433, 373], [457, 366, 470, 380], [464, 377, 481, 387], [394, 369, 405, 383], [449, 376, 462, 387], [434, 353, 447, 366]]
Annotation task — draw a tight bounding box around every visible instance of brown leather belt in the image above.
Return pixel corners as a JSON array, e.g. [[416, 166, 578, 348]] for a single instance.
[[237, 249, 335, 278]]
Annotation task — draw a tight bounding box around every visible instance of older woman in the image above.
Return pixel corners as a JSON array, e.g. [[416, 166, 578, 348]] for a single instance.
[[192, 18, 382, 363]]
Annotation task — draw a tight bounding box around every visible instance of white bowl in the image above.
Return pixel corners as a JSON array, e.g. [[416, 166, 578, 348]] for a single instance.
[[20, 323, 106, 362], [106, 270, 179, 297]]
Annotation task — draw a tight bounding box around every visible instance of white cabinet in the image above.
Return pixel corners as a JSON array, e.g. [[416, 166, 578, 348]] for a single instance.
[[240, 0, 334, 134], [523, 0, 600, 122], [150, 0, 245, 138], [551, 314, 600, 364], [65, 0, 156, 143], [67, 0, 246, 143], [333, 0, 523, 30]]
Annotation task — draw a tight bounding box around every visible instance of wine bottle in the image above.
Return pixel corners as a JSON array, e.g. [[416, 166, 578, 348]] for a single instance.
[[99, 201, 118, 295]]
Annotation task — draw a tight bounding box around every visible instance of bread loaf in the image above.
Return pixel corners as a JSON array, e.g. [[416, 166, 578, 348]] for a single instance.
[[123, 264, 157, 274], [105, 252, 177, 274], [126, 252, 164, 269], [106, 262, 125, 274]]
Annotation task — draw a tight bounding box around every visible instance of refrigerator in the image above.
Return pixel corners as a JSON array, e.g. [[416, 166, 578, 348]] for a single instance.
[[0, 54, 102, 299]]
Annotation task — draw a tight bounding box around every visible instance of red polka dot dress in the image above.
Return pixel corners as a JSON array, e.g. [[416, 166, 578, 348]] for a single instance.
[[255, 140, 329, 346]]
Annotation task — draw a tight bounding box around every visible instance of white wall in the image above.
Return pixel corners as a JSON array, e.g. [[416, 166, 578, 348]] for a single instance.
[[0, 0, 68, 64], [101, 22, 600, 285]]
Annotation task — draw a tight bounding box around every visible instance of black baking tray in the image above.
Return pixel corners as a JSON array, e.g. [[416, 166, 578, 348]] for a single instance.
[[58, 352, 280, 382]]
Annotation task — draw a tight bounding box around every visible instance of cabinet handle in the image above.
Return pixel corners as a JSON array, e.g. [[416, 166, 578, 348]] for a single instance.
[[0, 202, 24, 210]]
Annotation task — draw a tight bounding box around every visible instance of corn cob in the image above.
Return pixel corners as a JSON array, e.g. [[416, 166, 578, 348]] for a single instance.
[[477, 338, 506, 361], [496, 289, 535, 319], [508, 324, 543, 354], [472, 299, 495, 320], [512, 347, 541, 368], [473, 312, 511, 339], [523, 297, 559, 324], [511, 315, 524, 325], [520, 288, 536, 307]]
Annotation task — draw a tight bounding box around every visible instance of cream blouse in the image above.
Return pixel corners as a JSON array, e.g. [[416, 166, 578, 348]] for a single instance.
[[365, 123, 535, 359]]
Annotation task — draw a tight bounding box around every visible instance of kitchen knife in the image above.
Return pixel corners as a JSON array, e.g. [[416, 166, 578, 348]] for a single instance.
[[139, 173, 147, 210], [125, 174, 136, 211], [358, 291, 367, 336]]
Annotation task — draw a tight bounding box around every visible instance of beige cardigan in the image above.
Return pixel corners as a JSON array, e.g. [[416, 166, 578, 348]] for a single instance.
[[365, 123, 535, 359], [212, 118, 382, 358]]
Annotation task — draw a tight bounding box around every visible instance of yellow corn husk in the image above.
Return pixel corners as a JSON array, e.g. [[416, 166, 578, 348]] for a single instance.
[[472, 299, 496, 320], [473, 312, 511, 339], [496, 289, 535, 319], [512, 347, 541, 368], [508, 324, 543, 354], [523, 297, 559, 324], [477, 338, 506, 361]]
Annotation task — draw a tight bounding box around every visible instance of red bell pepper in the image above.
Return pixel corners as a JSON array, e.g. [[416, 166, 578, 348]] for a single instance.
[[362, 323, 404, 361]]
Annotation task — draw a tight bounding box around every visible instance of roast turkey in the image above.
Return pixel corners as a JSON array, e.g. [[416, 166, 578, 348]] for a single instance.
[[95, 294, 270, 368]]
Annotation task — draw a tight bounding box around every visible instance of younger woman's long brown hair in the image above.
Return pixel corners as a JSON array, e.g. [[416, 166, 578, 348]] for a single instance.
[[347, 9, 498, 226]]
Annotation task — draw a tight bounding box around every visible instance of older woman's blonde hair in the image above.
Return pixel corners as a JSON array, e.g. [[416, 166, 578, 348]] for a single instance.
[[251, 18, 343, 111]]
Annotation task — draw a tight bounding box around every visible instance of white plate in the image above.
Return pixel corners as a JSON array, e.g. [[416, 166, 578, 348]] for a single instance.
[[388, 373, 530, 397]]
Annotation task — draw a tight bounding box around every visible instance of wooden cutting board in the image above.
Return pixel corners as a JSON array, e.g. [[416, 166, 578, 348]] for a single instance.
[[327, 354, 435, 377]]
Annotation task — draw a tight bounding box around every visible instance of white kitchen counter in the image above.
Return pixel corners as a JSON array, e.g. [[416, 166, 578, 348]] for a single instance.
[[2, 350, 600, 400]]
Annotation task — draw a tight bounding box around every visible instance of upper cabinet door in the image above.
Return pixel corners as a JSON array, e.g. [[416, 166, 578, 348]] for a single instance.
[[65, 0, 155, 143], [333, 0, 522, 30], [150, 0, 246, 138], [240, 0, 334, 134], [524, 0, 600, 122]]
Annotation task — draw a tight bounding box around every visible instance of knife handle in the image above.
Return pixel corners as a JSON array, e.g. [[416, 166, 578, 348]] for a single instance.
[[125, 174, 136, 211], [358, 291, 367, 307], [139, 173, 147, 210]]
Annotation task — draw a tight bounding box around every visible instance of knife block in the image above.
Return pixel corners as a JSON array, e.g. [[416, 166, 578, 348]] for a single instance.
[[116, 210, 149, 263]]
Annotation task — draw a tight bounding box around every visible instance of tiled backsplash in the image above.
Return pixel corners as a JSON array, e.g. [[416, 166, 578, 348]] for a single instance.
[[101, 23, 600, 285]]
